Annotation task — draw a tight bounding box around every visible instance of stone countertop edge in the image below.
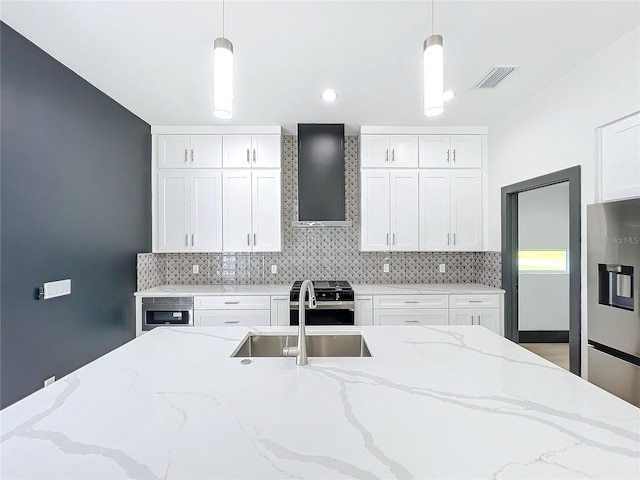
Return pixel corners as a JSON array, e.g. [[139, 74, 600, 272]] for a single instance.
[[135, 283, 505, 297]]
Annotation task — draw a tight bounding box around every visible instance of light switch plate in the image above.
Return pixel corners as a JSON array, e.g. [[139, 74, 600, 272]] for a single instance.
[[43, 279, 71, 299], [271, 265, 277, 274], [439, 264, 446, 273], [192, 265, 200, 274], [383, 263, 390, 273], [44, 376, 55, 387]]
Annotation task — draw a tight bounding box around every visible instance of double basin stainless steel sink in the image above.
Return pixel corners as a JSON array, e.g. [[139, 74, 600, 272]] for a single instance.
[[233, 334, 372, 358]]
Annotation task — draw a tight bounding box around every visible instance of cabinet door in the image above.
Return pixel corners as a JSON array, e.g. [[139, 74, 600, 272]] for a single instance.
[[252, 135, 281, 168], [418, 135, 450, 168], [419, 170, 451, 251], [157, 171, 190, 252], [223, 171, 252, 252], [191, 135, 222, 168], [360, 135, 390, 168], [390, 170, 419, 251], [190, 172, 222, 252], [450, 135, 482, 168], [449, 308, 475, 326], [158, 135, 190, 169], [476, 308, 501, 334], [360, 170, 390, 251], [270, 296, 290, 326], [389, 135, 419, 168], [601, 113, 640, 201], [374, 309, 449, 326], [194, 310, 270, 327], [252, 170, 282, 252], [355, 296, 373, 326], [451, 170, 482, 251], [223, 135, 252, 168]]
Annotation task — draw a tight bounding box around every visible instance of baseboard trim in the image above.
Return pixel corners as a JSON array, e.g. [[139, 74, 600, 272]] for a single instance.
[[519, 330, 569, 343]]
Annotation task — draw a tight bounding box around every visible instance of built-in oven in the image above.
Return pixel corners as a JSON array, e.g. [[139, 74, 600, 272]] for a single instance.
[[290, 300, 355, 326], [142, 297, 194, 331]]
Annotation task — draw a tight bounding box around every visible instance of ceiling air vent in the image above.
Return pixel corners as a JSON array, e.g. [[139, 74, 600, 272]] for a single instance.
[[473, 65, 519, 89]]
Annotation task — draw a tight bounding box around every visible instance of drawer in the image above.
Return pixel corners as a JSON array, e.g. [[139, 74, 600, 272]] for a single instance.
[[374, 295, 448, 309], [194, 310, 270, 326], [449, 294, 500, 308], [194, 295, 271, 310], [374, 309, 449, 326]]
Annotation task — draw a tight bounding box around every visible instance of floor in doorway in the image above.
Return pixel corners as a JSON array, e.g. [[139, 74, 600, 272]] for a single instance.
[[521, 343, 570, 371]]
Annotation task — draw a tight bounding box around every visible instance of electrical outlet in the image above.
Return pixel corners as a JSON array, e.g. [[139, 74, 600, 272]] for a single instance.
[[192, 264, 200, 274], [271, 265, 277, 274], [439, 263, 446, 273], [44, 376, 55, 388], [383, 263, 390, 273]]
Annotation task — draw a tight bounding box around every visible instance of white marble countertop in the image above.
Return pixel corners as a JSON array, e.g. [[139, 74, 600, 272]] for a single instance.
[[135, 283, 504, 297], [2, 326, 637, 479]]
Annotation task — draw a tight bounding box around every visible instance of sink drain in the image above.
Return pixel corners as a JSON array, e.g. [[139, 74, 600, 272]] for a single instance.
[[240, 359, 252, 365]]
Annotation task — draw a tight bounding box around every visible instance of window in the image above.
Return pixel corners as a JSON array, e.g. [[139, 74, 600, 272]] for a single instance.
[[518, 250, 568, 273]]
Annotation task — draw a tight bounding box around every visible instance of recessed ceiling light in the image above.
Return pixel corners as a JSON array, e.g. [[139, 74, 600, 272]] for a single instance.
[[443, 90, 455, 101], [322, 89, 338, 102]]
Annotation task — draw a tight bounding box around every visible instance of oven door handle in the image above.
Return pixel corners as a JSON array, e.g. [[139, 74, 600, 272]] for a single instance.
[[290, 301, 355, 310]]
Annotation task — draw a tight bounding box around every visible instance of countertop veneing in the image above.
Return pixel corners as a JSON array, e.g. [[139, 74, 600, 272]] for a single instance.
[[1, 326, 637, 479]]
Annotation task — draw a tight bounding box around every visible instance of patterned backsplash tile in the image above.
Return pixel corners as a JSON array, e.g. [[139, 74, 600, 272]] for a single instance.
[[137, 136, 503, 290]]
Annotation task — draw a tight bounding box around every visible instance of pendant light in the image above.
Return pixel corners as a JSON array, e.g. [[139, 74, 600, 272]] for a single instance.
[[423, 0, 443, 117], [213, 0, 233, 119]]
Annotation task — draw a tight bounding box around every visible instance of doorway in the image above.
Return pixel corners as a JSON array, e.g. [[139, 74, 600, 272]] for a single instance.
[[501, 166, 581, 375]]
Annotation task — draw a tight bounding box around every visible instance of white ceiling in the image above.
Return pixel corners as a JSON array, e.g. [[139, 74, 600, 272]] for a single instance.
[[2, 1, 639, 134]]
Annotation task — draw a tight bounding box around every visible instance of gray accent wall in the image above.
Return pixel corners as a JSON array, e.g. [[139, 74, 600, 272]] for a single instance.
[[1, 23, 151, 408], [137, 135, 502, 290]]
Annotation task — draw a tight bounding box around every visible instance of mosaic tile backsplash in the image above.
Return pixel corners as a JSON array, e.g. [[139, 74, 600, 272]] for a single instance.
[[137, 136, 502, 291]]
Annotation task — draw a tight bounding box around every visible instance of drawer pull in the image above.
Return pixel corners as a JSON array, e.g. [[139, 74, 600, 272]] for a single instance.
[[405, 320, 420, 323], [224, 301, 240, 305], [224, 320, 239, 324], [468, 300, 484, 303], [403, 301, 419, 304]]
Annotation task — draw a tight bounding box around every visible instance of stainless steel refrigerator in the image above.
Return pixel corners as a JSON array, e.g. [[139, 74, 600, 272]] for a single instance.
[[587, 198, 640, 407]]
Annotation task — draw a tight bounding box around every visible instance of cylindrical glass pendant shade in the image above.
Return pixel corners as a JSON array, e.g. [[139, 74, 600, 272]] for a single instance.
[[423, 34, 444, 117], [213, 37, 233, 120]]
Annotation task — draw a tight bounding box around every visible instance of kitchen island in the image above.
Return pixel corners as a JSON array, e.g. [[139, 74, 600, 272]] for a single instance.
[[1, 326, 638, 479]]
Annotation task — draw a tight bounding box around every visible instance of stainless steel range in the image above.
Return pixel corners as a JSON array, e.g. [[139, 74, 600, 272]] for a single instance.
[[289, 280, 354, 325]]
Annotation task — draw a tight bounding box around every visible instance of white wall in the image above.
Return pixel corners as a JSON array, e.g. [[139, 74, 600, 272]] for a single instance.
[[487, 26, 640, 373], [518, 183, 569, 331]]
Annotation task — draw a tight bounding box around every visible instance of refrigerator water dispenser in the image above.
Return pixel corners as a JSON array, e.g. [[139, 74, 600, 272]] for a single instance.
[[598, 264, 634, 311]]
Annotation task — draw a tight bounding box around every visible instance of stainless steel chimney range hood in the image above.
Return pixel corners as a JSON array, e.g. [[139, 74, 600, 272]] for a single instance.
[[292, 124, 352, 228]]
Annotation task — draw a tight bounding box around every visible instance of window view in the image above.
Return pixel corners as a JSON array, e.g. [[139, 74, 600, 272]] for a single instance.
[[518, 250, 568, 273]]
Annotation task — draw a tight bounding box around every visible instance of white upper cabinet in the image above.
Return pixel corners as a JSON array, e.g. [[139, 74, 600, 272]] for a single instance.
[[601, 113, 640, 202], [419, 135, 482, 168], [361, 135, 418, 168], [157, 171, 222, 252], [223, 170, 282, 252], [361, 169, 418, 251], [157, 135, 222, 169], [223, 135, 281, 169], [419, 169, 482, 251]]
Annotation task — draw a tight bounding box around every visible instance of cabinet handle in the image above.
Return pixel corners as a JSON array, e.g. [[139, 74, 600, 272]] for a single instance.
[[453, 233, 456, 245], [247, 233, 251, 246], [392, 233, 396, 245], [468, 300, 483, 303], [191, 234, 195, 246], [470, 315, 474, 325], [405, 320, 420, 323], [191, 149, 194, 162], [453, 149, 456, 163], [446, 149, 450, 163], [392, 149, 395, 163], [404, 301, 419, 304], [246, 149, 250, 164], [224, 301, 240, 305], [184, 149, 188, 163], [185, 234, 188, 246], [253, 233, 257, 245], [385, 149, 389, 163], [253, 149, 256, 163], [224, 320, 240, 324], [446, 233, 450, 245], [477, 314, 481, 325], [386, 233, 389, 246]]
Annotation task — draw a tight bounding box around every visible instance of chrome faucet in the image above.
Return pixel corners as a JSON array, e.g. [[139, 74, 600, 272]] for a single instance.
[[283, 279, 317, 366]]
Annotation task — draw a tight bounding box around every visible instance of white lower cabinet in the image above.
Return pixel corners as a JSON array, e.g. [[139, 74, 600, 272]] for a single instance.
[[449, 308, 501, 333], [375, 309, 449, 326], [194, 310, 270, 327], [270, 296, 290, 326], [355, 296, 373, 326]]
